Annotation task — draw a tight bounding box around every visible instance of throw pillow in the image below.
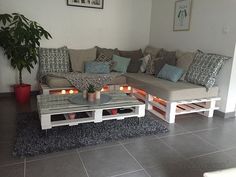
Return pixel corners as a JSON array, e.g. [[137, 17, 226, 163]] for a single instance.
[[144, 46, 162, 59], [69, 48, 97, 72], [157, 49, 177, 66], [118, 49, 144, 73], [153, 57, 168, 76], [176, 50, 195, 80], [95, 53, 114, 68], [140, 54, 151, 73], [38, 46, 70, 79], [185, 50, 231, 89], [146, 57, 165, 75], [85, 61, 110, 74], [96, 46, 119, 59], [112, 55, 131, 73], [157, 64, 184, 82]]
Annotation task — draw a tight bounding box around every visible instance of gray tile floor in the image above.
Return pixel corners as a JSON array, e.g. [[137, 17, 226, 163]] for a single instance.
[[0, 95, 236, 177]]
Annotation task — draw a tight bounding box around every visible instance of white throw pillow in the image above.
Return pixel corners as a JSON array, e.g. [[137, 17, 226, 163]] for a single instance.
[[140, 54, 151, 73]]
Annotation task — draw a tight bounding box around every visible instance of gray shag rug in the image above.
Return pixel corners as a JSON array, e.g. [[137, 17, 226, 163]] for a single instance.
[[13, 111, 168, 157]]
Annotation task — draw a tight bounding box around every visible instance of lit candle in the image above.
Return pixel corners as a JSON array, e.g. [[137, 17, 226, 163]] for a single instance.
[[61, 90, 66, 94]]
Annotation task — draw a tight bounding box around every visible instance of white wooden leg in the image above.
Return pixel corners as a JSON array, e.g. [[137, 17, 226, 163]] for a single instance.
[[40, 114, 52, 130], [204, 100, 216, 117], [136, 105, 145, 117], [94, 109, 103, 123], [146, 94, 153, 110], [165, 102, 177, 123]]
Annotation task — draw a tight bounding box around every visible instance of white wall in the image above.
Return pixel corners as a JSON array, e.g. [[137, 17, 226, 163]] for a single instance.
[[150, 0, 236, 114], [0, 0, 152, 93]]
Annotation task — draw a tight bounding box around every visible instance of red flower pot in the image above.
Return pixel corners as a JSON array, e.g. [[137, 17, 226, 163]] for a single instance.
[[14, 84, 31, 104]]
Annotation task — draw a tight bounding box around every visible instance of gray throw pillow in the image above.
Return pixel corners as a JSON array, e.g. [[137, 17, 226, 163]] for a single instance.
[[154, 57, 167, 76], [69, 48, 97, 72], [118, 49, 144, 73], [185, 50, 231, 89], [39, 46, 70, 80], [157, 49, 177, 66]]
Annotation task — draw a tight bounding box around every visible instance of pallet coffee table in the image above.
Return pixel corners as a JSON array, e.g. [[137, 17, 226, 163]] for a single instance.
[[37, 92, 145, 130]]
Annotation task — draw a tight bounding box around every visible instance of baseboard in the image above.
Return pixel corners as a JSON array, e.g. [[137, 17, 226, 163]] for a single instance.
[[215, 110, 235, 119], [0, 91, 40, 98]]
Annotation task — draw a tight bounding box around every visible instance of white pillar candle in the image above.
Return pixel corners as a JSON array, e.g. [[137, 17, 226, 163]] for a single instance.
[[95, 91, 101, 99]]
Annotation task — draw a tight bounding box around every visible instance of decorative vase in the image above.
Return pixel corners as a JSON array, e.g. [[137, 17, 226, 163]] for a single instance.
[[87, 92, 96, 102], [14, 84, 31, 104], [95, 91, 101, 99], [111, 109, 118, 115], [68, 113, 76, 120], [83, 90, 87, 99]]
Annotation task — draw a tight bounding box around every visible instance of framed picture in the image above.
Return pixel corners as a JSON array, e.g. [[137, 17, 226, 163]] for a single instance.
[[173, 0, 192, 31], [67, 0, 104, 9]]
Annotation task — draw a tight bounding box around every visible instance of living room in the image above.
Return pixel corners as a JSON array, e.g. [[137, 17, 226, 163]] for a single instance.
[[1, 0, 236, 177]]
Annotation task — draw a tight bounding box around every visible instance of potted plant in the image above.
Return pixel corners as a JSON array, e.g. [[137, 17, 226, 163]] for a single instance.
[[0, 13, 52, 103], [87, 84, 96, 102]]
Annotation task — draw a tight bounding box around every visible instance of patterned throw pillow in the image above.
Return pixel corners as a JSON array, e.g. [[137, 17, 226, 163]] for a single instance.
[[185, 50, 231, 89], [39, 46, 70, 79], [96, 46, 119, 59], [146, 57, 163, 75]]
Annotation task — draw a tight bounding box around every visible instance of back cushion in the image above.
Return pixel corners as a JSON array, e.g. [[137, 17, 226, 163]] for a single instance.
[[118, 49, 143, 73], [176, 50, 195, 80], [69, 48, 97, 72], [144, 46, 161, 59], [38, 46, 70, 80]]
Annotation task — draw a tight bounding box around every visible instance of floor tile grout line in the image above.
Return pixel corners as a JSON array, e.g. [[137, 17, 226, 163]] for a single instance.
[[76, 149, 90, 177], [25, 150, 76, 163], [120, 144, 151, 177], [187, 146, 236, 160], [0, 161, 24, 168], [191, 132, 221, 150], [108, 169, 145, 177], [189, 127, 219, 134], [158, 130, 193, 139], [78, 143, 121, 153], [158, 138, 187, 160], [24, 158, 26, 177]]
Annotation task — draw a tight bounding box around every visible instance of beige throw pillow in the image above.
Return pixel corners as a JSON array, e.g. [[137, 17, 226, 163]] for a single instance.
[[69, 48, 97, 72], [176, 50, 195, 80]]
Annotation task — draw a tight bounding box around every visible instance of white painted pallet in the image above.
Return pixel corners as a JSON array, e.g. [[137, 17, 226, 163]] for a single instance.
[[37, 92, 145, 130], [131, 88, 220, 124]]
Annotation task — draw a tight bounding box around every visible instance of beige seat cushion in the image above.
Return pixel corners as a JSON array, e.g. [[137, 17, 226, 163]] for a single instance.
[[46, 74, 126, 88], [125, 73, 218, 101], [46, 76, 72, 88], [69, 48, 97, 72]]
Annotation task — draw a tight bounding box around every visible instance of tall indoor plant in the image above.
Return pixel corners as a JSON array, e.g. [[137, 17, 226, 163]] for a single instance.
[[0, 13, 52, 103]]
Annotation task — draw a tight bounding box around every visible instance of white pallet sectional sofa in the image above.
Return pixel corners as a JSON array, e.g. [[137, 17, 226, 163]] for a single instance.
[[40, 46, 223, 123]]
